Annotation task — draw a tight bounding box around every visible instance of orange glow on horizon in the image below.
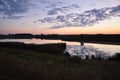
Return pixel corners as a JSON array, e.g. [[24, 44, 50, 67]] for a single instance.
[[30, 26, 120, 35]]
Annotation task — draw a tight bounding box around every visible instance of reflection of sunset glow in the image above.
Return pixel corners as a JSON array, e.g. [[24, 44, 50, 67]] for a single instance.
[[0, 39, 80, 45], [0, 39, 120, 56]]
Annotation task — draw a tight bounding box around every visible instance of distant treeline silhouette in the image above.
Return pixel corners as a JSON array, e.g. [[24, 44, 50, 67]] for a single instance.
[[0, 34, 120, 44]]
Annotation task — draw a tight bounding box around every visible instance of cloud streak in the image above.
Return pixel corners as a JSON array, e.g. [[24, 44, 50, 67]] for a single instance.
[[0, 0, 31, 19], [2, 16, 24, 19], [47, 4, 81, 15], [36, 5, 120, 28], [45, 2, 63, 9]]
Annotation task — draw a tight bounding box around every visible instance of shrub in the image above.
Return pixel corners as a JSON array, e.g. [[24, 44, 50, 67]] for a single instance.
[[109, 53, 120, 61]]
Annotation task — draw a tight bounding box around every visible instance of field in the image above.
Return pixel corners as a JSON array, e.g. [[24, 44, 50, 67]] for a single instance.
[[0, 43, 120, 80]]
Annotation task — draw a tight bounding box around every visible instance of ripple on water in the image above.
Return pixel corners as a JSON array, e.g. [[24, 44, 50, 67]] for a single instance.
[[65, 45, 111, 59]]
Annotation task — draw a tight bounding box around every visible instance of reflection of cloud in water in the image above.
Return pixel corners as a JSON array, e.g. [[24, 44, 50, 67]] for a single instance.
[[65, 45, 110, 59]]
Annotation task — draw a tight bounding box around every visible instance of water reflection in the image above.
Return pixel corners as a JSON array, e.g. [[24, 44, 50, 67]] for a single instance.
[[0, 39, 120, 59], [0, 38, 81, 45], [65, 45, 110, 59]]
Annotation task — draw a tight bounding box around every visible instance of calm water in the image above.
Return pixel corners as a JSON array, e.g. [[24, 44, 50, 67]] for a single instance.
[[0, 39, 120, 59]]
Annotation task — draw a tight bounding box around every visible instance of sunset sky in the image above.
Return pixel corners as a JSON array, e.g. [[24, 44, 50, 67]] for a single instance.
[[0, 0, 120, 34]]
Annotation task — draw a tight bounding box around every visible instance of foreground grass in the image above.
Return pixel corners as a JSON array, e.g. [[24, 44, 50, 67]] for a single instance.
[[0, 47, 120, 80]]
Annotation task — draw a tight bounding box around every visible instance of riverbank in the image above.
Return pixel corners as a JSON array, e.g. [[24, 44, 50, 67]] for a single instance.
[[0, 43, 120, 80], [72, 40, 120, 45], [0, 34, 120, 45], [0, 42, 66, 55]]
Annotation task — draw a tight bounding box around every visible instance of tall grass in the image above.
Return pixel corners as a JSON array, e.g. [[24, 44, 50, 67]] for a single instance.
[[108, 53, 120, 61], [0, 42, 66, 55], [0, 46, 120, 80]]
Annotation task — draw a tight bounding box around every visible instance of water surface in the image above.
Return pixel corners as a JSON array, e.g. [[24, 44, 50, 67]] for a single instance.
[[0, 39, 120, 59]]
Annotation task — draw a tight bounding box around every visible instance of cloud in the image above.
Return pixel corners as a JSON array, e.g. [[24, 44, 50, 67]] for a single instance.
[[45, 2, 63, 8], [36, 5, 120, 29], [0, 0, 31, 19], [2, 16, 24, 19], [90, 4, 96, 7], [47, 4, 81, 15], [110, 5, 120, 14], [38, 0, 51, 4]]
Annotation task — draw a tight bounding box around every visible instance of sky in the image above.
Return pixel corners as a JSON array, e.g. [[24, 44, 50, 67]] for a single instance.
[[0, 0, 120, 34]]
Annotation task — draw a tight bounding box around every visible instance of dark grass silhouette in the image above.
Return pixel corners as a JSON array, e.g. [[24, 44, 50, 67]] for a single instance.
[[0, 42, 120, 80], [109, 53, 120, 61], [0, 42, 66, 55]]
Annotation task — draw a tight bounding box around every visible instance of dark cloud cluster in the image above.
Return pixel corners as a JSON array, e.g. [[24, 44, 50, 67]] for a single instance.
[[0, 0, 31, 19], [36, 5, 120, 28], [110, 5, 120, 16], [47, 4, 81, 15]]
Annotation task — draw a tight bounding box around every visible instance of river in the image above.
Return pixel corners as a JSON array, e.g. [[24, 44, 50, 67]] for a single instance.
[[0, 39, 120, 59]]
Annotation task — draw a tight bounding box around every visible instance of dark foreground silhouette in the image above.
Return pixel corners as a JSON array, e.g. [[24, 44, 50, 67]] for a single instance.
[[0, 42, 120, 80]]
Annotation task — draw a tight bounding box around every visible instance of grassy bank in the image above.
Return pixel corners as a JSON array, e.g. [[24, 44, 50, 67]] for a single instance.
[[0, 42, 66, 55], [0, 44, 120, 80]]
